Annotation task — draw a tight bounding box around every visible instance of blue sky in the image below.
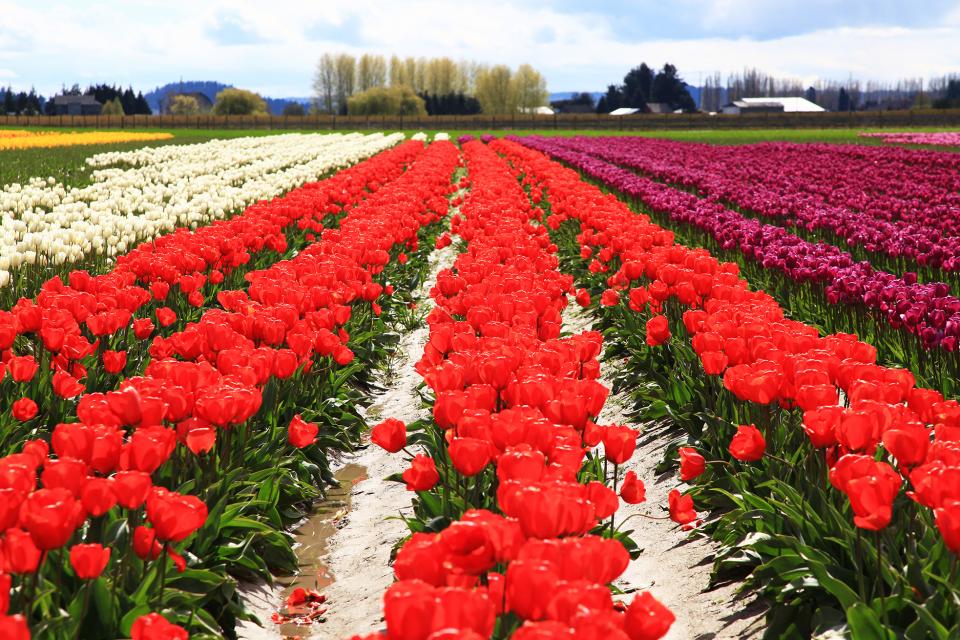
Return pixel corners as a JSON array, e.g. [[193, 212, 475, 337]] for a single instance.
[[1, 0, 958, 97]]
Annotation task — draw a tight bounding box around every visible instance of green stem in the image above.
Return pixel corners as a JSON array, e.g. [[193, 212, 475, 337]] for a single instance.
[[73, 582, 92, 640]]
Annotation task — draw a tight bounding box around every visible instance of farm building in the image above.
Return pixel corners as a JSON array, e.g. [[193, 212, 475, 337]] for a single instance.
[[721, 96, 825, 114], [51, 94, 102, 115]]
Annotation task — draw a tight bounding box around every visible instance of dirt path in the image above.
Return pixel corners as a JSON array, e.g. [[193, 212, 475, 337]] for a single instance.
[[237, 228, 459, 640], [317, 239, 459, 639], [563, 303, 766, 639]]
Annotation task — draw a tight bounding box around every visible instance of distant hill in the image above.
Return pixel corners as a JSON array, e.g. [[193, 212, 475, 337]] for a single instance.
[[549, 91, 603, 104], [144, 81, 231, 114], [145, 81, 311, 115]]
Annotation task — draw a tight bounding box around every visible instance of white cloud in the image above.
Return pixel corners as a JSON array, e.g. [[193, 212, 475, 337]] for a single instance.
[[0, 0, 957, 96]]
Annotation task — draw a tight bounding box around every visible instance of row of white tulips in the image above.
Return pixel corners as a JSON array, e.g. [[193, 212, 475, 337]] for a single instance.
[[0, 132, 405, 289]]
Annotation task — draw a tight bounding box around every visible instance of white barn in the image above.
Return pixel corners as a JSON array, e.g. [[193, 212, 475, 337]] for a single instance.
[[722, 97, 825, 114]]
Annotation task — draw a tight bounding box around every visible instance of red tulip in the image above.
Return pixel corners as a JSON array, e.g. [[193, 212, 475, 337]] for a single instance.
[[80, 477, 117, 517], [0, 572, 8, 615], [145, 487, 208, 542], [506, 559, 558, 620], [383, 580, 437, 640], [624, 591, 675, 640], [882, 425, 930, 468], [496, 446, 546, 483], [668, 489, 697, 527], [179, 421, 217, 456], [372, 418, 407, 453], [587, 481, 619, 519], [449, 438, 491, 477], [601, 289, 620, 307], [728, 424, 766, 462], [602, 425, 637, 464], [394, 533, 444, 586], [700, 351, 729, 375], [132, 318, 155, 340], [678, 447, 705, 481], [437, 520, 497, 576], [10, 398, 37, 422], [21, 488, 83, 550], [620, 471, 646, 504], [52, 371, 85, 398], [645, 315, 670, 347], [846, 462, 901, 531], [288, 414, 318, 448], [133, 526, 163, 561], [935, 500, 960, 554], [131, 613, 188, 640], [512, 622, 575, 640], [70, 543, 111, 579], [402, 455, 439, 492], [102, 350, 127, 374], [8, 356, 38, 383], [155, 307, 177, 327], [801, 407, 841, 448], [113, 470, 153, 509], [575, 288, 591, 307], [0, 614, 29, 640], [628, 287, 649, 313], [1, 529, 41, 574]]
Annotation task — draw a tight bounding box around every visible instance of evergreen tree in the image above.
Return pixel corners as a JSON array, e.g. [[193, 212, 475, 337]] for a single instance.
[[26, 88, 42, 114], [2, 87, 14, 114], [121, 87, 137, 115], [623, 63, 655, 107], [838, 87, 851, 112], [281, 102, 306, 116], [134, 91, 152, 115]]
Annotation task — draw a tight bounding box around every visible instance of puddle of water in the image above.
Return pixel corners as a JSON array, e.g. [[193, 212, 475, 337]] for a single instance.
[[273, 463, 368, 637]]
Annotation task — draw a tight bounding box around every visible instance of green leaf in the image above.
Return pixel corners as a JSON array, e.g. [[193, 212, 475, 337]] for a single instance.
[[846, 603, 894, 640]]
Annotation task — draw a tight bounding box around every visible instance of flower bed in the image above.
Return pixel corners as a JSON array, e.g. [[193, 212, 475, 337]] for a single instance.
[[494, 137, 960, 638], [539, 135, 960, 279], [0, 133, 402, 299], [513, 134, 960, 397], [0, 131, 173, 151], [355, 140, 677, 640], [862, 131, 960, 147], [0, 139, 461, 638], [0, 139, 426, 454]]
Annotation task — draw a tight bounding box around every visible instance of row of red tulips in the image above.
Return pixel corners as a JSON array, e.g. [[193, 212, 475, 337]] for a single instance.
[[493, 137, 959, 637], [512, 135, 960, 399], [0, 139, 427, 448], [351, 139, 679, 640], [0, 140, 462, 638]]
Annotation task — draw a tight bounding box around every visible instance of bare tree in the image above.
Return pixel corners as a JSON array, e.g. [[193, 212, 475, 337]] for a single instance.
[[425, 57, 458, 96], [403, 57, 418, 91], [413, 58, 428, 95], [358, 54, 387, 91], [389, 55, 404, 87], [312, 53, 337, 113], [335, 54, 356, 113]]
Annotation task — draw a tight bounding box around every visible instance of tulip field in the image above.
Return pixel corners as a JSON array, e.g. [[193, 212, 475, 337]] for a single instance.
[[0, 127, 959, 640]]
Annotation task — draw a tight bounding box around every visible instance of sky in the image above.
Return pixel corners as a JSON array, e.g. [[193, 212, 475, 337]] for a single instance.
[[1, 0, 959, 97]]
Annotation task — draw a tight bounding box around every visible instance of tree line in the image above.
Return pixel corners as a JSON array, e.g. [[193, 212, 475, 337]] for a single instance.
[[1, 84, 152, 116], [700, 69, 960, 112], [596, 63, 697, 114], [312, 54, 548, 116]]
